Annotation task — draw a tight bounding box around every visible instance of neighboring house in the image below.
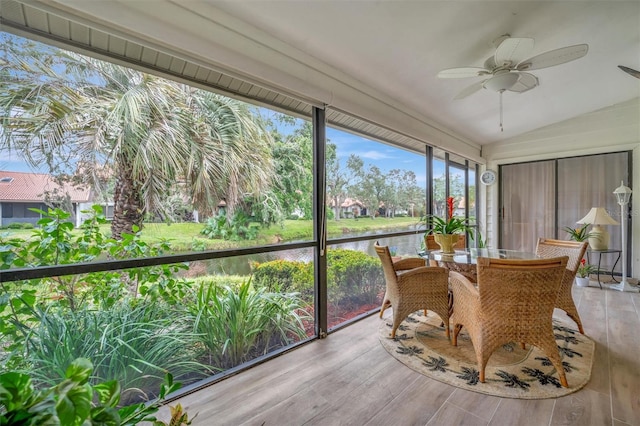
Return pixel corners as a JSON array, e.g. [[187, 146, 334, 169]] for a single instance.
[[340, 198, 365, 218], [0, 171, 93, 228]]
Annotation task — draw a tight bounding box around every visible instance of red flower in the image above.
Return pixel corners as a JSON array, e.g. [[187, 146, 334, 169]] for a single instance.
[[580, 258, 586, 266], [446, 197, 455, 220]]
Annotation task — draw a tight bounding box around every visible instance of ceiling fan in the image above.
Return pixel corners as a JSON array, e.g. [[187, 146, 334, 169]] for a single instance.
[[438, 35, 588, 131]]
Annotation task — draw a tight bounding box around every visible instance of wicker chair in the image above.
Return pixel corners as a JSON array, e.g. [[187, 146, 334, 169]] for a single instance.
[[375, 242, 450, 338], [535, 238, 589, 334], [449, 256, 570, 387]]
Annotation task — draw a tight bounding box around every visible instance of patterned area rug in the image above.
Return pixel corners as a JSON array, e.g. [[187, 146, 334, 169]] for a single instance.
[[378, 311, 594, 399]]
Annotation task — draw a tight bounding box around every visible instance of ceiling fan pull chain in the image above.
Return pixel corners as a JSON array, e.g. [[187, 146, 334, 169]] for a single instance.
[[499, 90, 504, 132]]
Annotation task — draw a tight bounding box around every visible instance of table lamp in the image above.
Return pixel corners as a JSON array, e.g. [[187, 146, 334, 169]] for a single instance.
[[577, 207, 619, 250], [612, 182, 637, 292]]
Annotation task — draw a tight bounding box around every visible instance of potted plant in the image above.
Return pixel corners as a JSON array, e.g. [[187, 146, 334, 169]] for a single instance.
[[575, 258, 595, 287], [564, 224, 592, 242], [424, 196, 475, 253]]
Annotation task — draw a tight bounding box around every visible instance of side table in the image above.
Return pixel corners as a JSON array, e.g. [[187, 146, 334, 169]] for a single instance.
[[586, 248, 621, 289]]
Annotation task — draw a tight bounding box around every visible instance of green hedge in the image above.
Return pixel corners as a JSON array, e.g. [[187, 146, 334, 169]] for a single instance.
[[252, 248, 384, 309], [252, 260, 313, 298], [327, 249, 384, 307]]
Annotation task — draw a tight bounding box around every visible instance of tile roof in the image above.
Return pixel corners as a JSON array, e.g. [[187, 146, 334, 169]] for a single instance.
[[0, 171, 92, 203]]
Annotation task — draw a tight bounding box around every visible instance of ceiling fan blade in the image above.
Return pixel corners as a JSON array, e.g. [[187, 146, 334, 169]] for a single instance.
[[494, 37, 534, 67], [618, 65, 640, 79], [516, 44, 588, 71], [453, 80, 485, 100], [437, 67, 489, 79], [507, 72, 539, 93]]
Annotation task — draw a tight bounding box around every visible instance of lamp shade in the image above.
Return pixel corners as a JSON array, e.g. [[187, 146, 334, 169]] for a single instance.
[[576, 207, 619, 226], [613, 181, 632, 205]]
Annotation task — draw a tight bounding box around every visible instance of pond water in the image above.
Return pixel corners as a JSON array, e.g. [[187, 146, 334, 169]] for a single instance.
[[185, 229, 425, 277]]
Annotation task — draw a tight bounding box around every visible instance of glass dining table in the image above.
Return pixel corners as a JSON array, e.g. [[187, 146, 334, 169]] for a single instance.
[[422, 248, 540, 283], [420, 248, 540, 315]]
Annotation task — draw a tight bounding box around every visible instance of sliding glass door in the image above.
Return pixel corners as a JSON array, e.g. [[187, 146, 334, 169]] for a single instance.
[[500, 152, 631, 273], [500, 160, 555, 252]]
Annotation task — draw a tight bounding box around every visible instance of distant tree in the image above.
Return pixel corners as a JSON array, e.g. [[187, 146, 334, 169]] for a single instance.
[[384, 169, 421, 217], [326, 143, 353, 221], [347, 156, 387, 219], [269, 119, 313, 220]]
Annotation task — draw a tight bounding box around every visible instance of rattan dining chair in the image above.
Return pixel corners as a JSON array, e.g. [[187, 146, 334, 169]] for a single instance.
[[449, 256, 570, 387], [375, 242, 450, 339], [536, 238, 588, 334]]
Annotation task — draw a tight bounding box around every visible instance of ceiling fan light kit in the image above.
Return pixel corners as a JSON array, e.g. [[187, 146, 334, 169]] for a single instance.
[[438, 35, 589, 131], [482, 72, 519, 92]]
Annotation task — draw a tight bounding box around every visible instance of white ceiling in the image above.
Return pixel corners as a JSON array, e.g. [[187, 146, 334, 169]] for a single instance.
[[210, 0, 640, 145]]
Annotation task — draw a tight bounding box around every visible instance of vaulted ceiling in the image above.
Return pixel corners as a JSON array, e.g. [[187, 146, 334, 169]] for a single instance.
[[212, 1, 640, 145]]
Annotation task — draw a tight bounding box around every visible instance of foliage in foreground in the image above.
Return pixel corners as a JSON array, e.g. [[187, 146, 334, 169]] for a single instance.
[[0, 358, 193, 425], [25, 302, 209, 406], [0, 207, 309, 405], [187, 280, 309, 369]]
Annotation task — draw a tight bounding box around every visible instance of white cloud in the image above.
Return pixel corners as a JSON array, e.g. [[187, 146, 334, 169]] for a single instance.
[[359, 150, 394, 160]]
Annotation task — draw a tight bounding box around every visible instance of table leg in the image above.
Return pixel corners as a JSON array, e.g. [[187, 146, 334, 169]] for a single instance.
[[594, 252, 603, 289], [610, 251, 621, 283]]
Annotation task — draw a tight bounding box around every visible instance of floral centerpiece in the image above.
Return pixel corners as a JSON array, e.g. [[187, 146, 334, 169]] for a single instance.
[[564, 224, 592, 242], [424, 197, 474, 253]]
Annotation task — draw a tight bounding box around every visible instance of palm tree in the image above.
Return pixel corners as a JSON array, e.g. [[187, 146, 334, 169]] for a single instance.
[[0, 34, 274, 238]]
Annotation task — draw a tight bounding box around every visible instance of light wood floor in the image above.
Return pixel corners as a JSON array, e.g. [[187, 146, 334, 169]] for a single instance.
[[159, 284, 640, 425]]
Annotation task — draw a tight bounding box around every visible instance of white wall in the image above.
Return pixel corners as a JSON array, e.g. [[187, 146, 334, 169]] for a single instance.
[[482, 99, 640, 278]]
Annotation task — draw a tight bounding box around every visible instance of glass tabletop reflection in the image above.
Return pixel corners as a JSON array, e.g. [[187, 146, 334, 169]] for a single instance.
[[423, 248, 539, 264]]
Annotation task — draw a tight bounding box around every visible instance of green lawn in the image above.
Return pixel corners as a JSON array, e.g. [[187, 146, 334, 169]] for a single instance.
[[1, 216, 421, 252]]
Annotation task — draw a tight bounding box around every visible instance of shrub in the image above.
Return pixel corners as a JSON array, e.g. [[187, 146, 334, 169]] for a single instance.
[[252, 260, 313, 299], [191, 274, 248, 290], [327, 249, 384, 309], [200, 212, 259, 241], [251, 249, 384, 311], [190, 237, 208, 251], [7, 222, 27, 229]]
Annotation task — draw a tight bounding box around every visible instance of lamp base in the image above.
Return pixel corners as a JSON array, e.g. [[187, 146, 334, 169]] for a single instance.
[[610, 279, 639, 292], [588, 226, 609, 250]]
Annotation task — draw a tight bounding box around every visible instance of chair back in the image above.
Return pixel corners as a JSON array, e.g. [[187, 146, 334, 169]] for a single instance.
[[425, 234, 466, 251], [535, 238, 588, 276], [475, 256, 569, 320], [374, 242, 398, 285]]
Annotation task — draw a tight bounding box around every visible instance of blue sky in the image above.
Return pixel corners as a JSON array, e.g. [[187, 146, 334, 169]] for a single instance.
[[326, 127, 431, 188]]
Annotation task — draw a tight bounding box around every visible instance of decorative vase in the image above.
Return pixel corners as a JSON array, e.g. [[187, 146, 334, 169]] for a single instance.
[[575, 277, 590, 287], [433, 234, 459, 254]]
